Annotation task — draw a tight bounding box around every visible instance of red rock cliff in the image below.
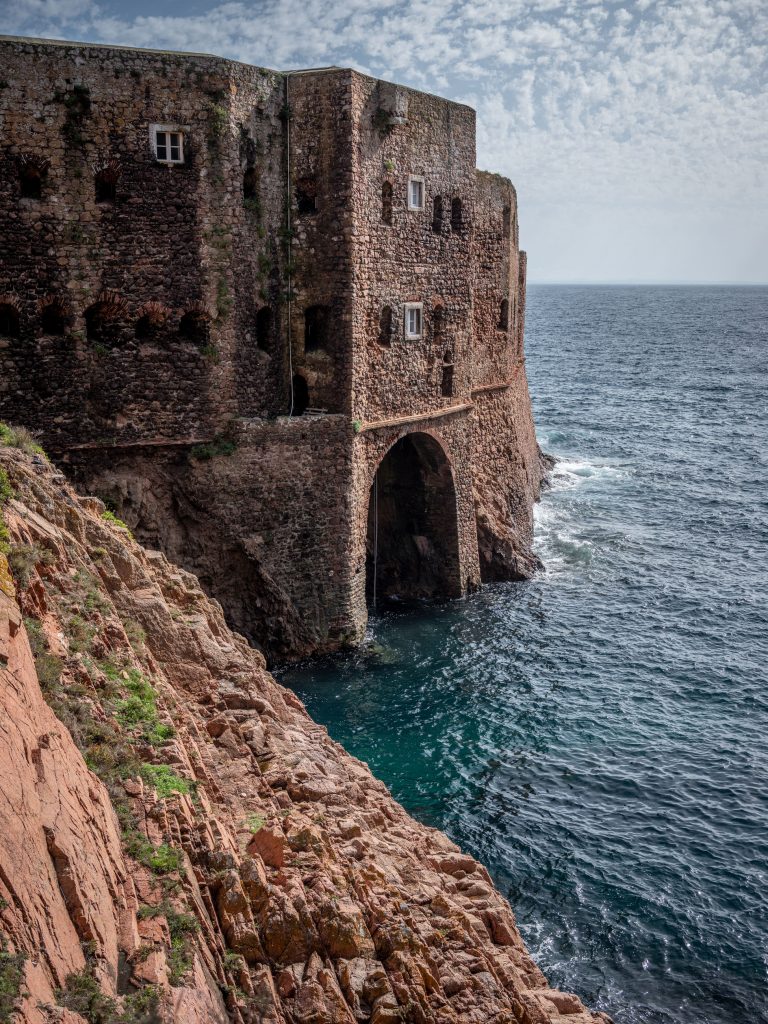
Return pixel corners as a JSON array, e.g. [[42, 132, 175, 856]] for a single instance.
[[0, 442, 608, 1024]]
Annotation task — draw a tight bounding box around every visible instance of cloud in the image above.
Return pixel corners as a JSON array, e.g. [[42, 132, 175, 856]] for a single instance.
[[2, 0, 766, 281]]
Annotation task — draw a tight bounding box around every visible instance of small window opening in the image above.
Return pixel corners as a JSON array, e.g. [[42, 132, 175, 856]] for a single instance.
[[292, 373, 309, 416], [153, 126, 184, 164], [451, 197, 462, 233], [135, 315, 152, 339], [179, 309, 209, 345], [433, 304, 445, 342], [432, 195, 443, 233], [502, 205, 511, 239], [381, 181, 393, 225], [255, 307, 271, 351], [404, 303, 423, 340], [408, 176, 424, 211], [304, 305, 330, 352], [135, 302, 167, 339], [296, 176, 317, 215], [498, 298, 509, 330], [19, 164, 44, 200], [441, 350, 454, 398], [94, 161, 120, 204], [378, 305, 392, 346], [243, 166, 258, 200], [85, 298, 124, 346], [0, 303, 20, 338], [41, 301, 67, 336]]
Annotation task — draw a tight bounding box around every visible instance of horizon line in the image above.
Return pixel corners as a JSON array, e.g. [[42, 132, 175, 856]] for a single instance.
[[527, 280, 768, 287]]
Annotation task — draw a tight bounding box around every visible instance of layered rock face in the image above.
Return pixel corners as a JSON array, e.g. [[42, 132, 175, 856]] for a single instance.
[[0, 443, 606, 1024]]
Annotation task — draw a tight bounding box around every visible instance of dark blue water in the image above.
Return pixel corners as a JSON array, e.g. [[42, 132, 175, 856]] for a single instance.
[[280, 286, 768, 1024]]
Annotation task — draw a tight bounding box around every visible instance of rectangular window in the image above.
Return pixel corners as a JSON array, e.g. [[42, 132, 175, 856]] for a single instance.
[[407, 176, 424, 211], [151, 124, 185, 164], [404, 303, 423, 339]]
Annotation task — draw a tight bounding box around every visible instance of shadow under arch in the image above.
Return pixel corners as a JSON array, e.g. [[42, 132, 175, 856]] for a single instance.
[[366, 431, 462, 607]]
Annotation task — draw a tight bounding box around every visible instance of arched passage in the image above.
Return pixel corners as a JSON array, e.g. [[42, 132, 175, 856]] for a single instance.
[[366, 432, 461, 606]]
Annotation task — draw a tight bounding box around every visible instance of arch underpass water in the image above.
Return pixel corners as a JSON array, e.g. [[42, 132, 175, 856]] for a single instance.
[[366, 432, 462, 607]]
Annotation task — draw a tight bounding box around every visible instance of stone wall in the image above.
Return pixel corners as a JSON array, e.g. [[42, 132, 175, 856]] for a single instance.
[[470, 172, 541, 581], [63, 415, 356, 660], [348, 72, 477, 423]]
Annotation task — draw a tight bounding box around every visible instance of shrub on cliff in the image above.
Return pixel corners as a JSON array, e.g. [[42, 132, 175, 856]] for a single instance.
[[0, 468, 12, 556], [0, 940, 26, 1022], [0, 422, 45, 457]]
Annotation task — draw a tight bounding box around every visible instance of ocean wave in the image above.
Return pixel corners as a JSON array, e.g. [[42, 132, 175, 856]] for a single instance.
[[548, 457, 631, 491]]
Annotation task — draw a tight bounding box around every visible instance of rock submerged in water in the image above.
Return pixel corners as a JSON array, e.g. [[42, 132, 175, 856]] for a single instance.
[[0, 445, 611, 1023]]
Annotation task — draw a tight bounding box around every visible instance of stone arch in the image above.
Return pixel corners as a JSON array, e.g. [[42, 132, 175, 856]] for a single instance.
[[84, 291, 128, 347], [498, 298, 509, 330], [135, 301, 169, 339], [366, 431, 461, 606]]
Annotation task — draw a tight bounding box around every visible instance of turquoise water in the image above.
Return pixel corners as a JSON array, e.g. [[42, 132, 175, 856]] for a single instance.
[[279, 286, 768, 1024]]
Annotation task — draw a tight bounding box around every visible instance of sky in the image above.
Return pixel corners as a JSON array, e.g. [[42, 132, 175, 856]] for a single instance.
[[2, 0, 766, 283]]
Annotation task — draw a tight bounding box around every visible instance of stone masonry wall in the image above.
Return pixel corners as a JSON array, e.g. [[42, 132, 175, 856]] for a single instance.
[[470, 172, 541, 581], [63, 415, 355, 660], [348, 71, 477, 424], [286, 70, 356, 416]]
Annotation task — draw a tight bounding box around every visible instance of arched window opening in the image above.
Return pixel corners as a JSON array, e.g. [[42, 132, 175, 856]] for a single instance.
[[450, 197, 462, 233], [498, 298, 509, 330], [18, 156, 49, 200], [296, 176, 317, 215], [441, 350, 454, 397], [304, 305, 330, 352], [502, 205, 511, 239], [85, 294, 126, 347], [243, 165, 258, 200], [366, 433, 461, 606], [0, 303, 20, 338], [292, 373, 309, 416], [255, 307, 271, 351], [179, 309, 210, 345], [381, 182, 393, 225], [94, 160, 120, 204], [432, 195, 443, 234], [378, 305, 392, 347], [135, 302, 168, 340], [40, 300, 68, 336], [432, 304, 445, 343]]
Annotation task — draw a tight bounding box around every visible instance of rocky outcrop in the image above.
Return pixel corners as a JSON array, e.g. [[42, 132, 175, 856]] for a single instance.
[[0, 443, 607, 1024]]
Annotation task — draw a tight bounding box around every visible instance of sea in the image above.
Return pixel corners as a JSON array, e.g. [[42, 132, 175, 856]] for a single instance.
[[278, 285, 768, 1024]]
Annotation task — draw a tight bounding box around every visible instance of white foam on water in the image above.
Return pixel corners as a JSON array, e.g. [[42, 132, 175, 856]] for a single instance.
[[534, 454, 630, 573]]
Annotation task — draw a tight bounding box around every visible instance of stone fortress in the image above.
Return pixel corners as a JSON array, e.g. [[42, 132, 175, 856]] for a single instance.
[[0, 35, 545, 660]]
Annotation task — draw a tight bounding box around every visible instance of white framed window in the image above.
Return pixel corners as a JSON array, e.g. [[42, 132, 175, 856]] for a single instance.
[[150, 124, 185, 164], [407, 175, 425, 211], [404, 302, 423, 339]]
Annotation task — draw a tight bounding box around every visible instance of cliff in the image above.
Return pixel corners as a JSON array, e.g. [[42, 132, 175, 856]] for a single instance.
[[0, 436, 606, 1024]]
